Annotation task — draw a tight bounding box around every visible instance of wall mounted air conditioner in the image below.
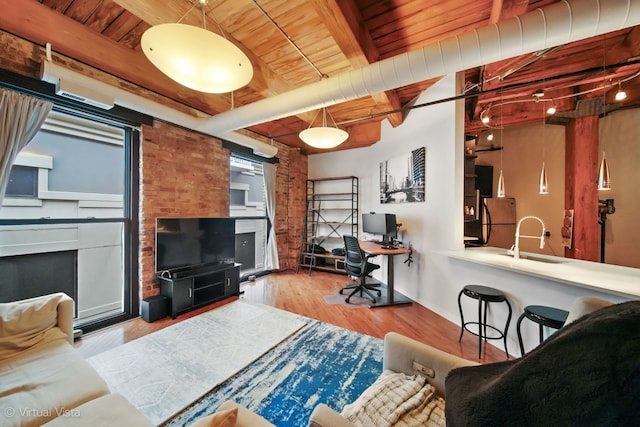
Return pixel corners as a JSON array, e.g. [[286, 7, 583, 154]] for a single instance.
[[56, 79, 114, 110]]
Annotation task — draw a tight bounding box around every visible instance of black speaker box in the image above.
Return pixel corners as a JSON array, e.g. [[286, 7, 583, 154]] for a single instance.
[[141, 295, 168, 322]]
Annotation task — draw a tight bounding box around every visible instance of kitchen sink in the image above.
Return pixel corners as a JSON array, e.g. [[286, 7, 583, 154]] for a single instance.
[[501, 253, 565, 264]]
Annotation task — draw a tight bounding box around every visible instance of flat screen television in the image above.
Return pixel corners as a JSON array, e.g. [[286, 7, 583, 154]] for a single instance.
[[362, 213, 397, 243], [155, 217, 236, 272]]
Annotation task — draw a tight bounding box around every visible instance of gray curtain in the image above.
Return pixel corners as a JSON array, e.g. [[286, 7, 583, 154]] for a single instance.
[[263, 162, 280, 270], [0, 89, 53, 205]]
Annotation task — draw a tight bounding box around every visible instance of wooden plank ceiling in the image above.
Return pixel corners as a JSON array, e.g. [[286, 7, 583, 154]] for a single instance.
[[3, 0, 640, 153]]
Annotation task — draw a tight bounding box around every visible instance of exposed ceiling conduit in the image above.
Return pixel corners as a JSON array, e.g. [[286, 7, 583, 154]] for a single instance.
[[201, 0, 640, 134], [40, 0, 640, 154]]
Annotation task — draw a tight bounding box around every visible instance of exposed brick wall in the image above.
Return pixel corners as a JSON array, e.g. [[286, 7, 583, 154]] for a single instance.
[[0, 30, 310, 300], [279, 144, 308, 270], [140, 121, 308, 298], [139, 121, 231, 297]]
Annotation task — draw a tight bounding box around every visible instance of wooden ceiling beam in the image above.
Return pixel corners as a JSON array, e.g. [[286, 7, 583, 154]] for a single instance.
[[0, 0, 229, 115], [314, 0, 404, 129]]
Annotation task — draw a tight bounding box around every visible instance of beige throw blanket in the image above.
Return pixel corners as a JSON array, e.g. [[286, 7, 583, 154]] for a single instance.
[[341, 369, 446, 427]]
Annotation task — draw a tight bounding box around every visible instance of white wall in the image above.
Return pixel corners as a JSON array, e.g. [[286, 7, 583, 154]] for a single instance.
[[309, 73, 464, 308], [309, 73, 632, 357]]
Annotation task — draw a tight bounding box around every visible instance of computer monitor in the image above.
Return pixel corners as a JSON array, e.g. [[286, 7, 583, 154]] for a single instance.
[[362, 213, 397, 243]]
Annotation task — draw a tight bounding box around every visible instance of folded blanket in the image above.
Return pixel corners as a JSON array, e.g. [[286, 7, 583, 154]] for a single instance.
[[341, 370, 445, 427], [445, 300, 640, 426]]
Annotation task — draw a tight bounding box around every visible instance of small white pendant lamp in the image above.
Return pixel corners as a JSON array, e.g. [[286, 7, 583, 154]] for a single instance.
[[539, 161, 549, 194], [598, 153, 611, 190], [598, 84, 612, 191], [299, 108, 349, 149], [597, 41, 612, 191], [497, 170, 506, 198], [496, 94, 506, 197], [539, 95, 549, 195]]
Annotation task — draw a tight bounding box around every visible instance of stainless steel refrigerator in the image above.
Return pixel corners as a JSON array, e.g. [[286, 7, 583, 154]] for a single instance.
[[482, 197, 517, 249]]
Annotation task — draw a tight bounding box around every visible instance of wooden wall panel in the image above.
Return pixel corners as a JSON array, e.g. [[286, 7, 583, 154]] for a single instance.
[[564, 116, 600, 262]]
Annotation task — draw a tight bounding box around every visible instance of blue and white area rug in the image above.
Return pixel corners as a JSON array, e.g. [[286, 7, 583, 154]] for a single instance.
[[87, 301, 306, 425], [165, 319, 384, 427]]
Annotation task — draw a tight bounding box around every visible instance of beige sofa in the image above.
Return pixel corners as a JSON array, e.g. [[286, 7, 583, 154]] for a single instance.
[[307, 296, 615, 427], [0, 293, 153, 427]]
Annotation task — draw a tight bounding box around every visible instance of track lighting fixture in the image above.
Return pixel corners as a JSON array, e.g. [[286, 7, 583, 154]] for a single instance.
[[546, 103, 557, 115], [615, 81, 627, 101]]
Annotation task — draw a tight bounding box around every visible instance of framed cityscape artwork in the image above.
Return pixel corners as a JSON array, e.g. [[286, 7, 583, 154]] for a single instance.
[[379, 147, 425, 204]]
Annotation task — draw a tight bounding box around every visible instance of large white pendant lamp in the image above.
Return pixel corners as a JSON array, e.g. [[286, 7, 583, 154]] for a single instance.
[[141, 1, 252, 93], [299, 108, 349, 149]]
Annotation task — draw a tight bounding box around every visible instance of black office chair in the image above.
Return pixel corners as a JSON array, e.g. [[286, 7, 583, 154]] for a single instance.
[[340, 235, 381, 304]]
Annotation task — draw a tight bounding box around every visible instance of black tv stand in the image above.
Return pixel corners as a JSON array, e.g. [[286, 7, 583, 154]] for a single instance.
[[167, 262, 234, 279], [158, 263, 240, 319]]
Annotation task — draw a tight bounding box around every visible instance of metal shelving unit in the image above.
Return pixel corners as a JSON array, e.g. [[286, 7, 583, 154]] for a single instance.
[[297, 176, 358, 274]]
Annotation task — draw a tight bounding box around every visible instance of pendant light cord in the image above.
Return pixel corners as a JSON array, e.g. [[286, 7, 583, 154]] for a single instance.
[[602, 35, 607, 151], [500, 90, 504, 167], [251, 0, 325, 79], [543, 50, 546, 160], [176, 2, 198, 24]]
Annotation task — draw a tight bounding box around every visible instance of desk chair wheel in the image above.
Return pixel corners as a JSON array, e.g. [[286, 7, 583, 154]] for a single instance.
[[339, 277, 382, 296], [346, 292, 377, 304]]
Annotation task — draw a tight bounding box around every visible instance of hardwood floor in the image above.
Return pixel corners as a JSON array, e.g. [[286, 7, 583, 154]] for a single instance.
[[74, 271, 508, 364]]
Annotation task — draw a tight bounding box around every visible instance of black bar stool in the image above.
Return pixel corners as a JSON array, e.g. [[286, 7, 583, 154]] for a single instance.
[[517, 305, 569, 356], [458, 284, 512, 359]]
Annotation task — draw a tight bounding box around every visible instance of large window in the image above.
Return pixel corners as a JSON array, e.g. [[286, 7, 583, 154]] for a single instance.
[[0, 109, 138, 331], [229, 155, 268, 277]]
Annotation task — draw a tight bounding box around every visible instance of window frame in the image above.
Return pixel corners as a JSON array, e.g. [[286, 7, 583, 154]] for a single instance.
[[0, 68, 149, 333], [227, 147, 278, 280]]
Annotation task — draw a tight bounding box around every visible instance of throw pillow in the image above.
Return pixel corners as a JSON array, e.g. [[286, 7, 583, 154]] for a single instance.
[[189, 406, 238, 427], [341, 369, 446, 427], [0, 293, 66, 360]]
